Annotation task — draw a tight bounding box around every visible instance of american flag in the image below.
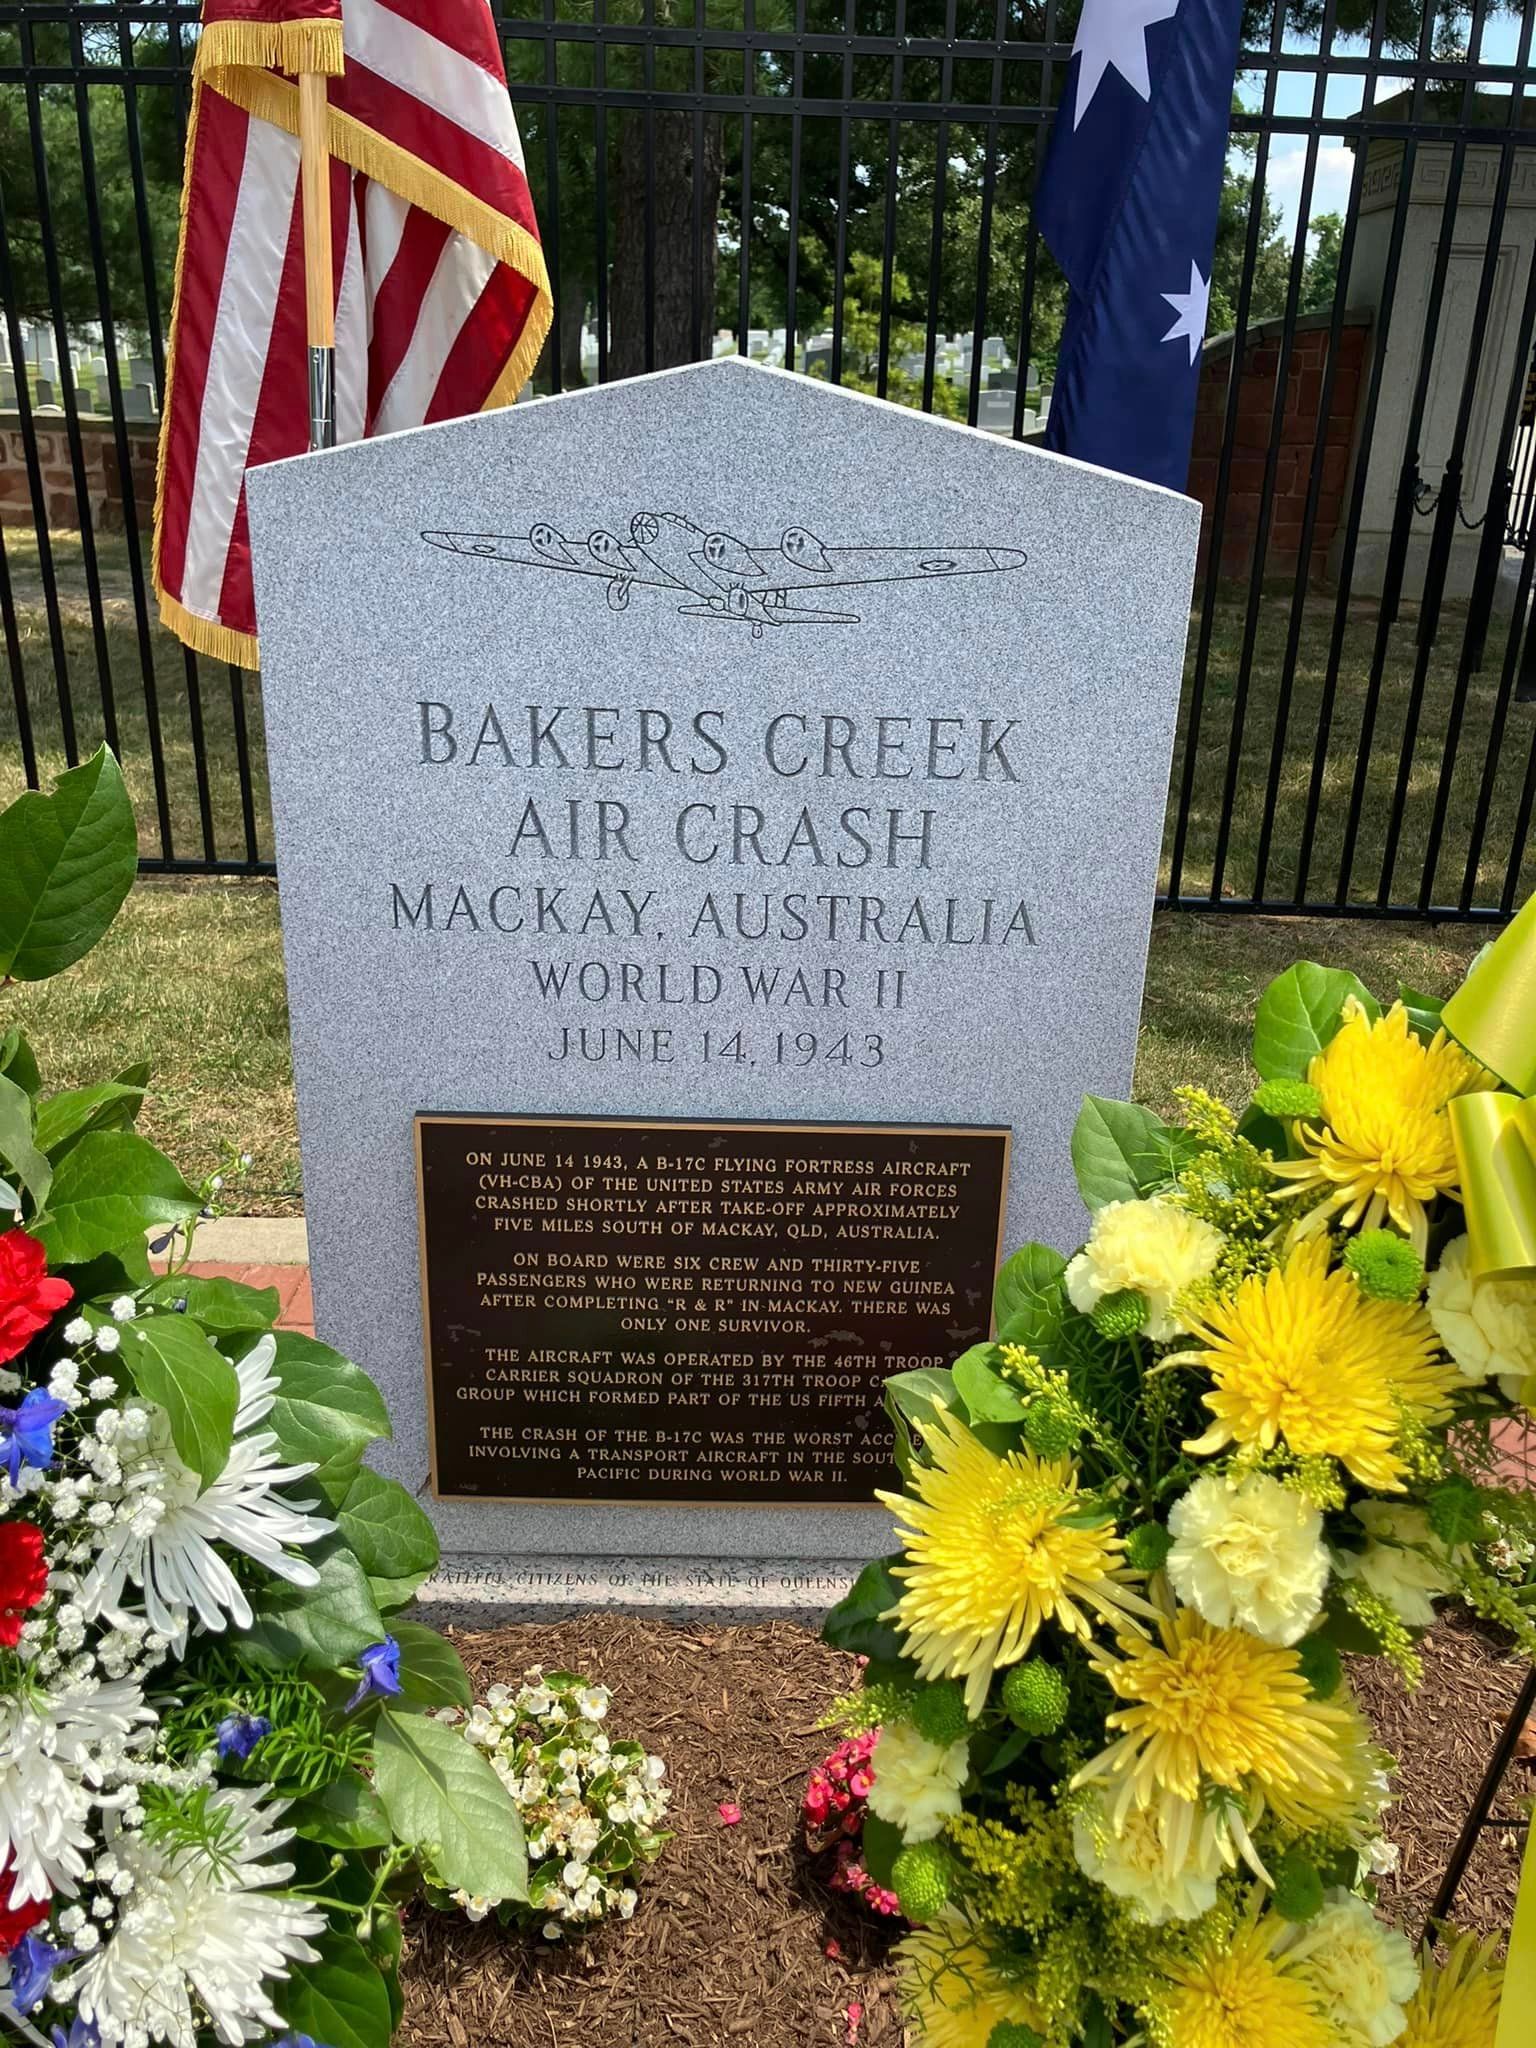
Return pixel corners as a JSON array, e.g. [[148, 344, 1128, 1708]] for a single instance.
[[154, 0, 551, 667]]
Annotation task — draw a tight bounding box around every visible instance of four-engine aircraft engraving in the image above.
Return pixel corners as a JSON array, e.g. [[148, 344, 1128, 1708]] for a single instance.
[[422, 512, 1027, 636]]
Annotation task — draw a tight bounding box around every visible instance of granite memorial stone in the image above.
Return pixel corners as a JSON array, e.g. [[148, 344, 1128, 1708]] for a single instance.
[[246, 358, 1200, 1615]]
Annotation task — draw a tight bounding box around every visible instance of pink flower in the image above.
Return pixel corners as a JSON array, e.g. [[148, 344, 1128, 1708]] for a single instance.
[[825, 1938, 844, 1961], [717, 1801, 742, 1826], [845, 2001, 864, 2044]]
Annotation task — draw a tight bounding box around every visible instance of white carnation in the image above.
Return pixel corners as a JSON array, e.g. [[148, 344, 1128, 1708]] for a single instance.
[[1167, 1472, 1329, 1646], [865, 1721, 969, 1843]]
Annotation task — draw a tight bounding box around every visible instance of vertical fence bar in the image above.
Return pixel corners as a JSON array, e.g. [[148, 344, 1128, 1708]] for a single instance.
[[73, 22, 176, 861], [17, 10, 120, 759], [1167, 0, 1287, 904], [1329, 0, 1442, 907], [594, 0, 610, 381], [783, 0, 806, 376], [0, 154, 77, 766], [542, 0, 564, 393], [873, 0, 906, 399], [920, 0, 959, 415], [737, 5, 754, 365], [1011, 0, 1058, 444], [118, 9, 181, 860]]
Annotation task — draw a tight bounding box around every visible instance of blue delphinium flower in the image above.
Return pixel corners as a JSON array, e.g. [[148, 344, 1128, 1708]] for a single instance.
[[343, 1637, 402, 1712], [8, 1932, 75, 2014], [270, 2035, 332, 2048], [0, 1389, 69, 1486], [215, 1712, 272, 1763], [51, 2016, 101, 2048]]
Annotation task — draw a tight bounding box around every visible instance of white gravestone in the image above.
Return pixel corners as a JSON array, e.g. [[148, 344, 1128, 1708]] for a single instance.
[[247, 359, 1199, 1618]]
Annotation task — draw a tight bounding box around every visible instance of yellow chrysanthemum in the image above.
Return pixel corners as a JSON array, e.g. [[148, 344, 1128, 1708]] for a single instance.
[[1074, 1591, 1361, 1841], [1159, 1908, 1334, 2048], [1270, 998, 1493, 1254], [878, 1407, 1155, 1716], [896, 1916, 1042, 2047], [1397, 1931, 1502, 2048], [1176, 1237, 1458, 1491]]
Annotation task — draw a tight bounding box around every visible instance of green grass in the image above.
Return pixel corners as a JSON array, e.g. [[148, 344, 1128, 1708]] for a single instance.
[[5, 878, 299, 1213], [0, 885, 1492, 1217]]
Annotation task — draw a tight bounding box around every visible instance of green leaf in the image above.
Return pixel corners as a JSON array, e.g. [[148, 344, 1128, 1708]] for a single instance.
[[993, 1241, 1067, 1342], [263, 1333, 393, 1481], [145, 1274, 280, 1331], [373, 1708, 528, 1901], [369, 1569, 432, 1615], [390, 1619, 471, 1710], [236, 1534, 385, 1671], [327, 1468, 439, 1583], [859, 1814, 901, 1888], [0, 1071, 50, 1212], [122, 1312, 239, 1486], [66, 1240, 153, 1302], [1252, 963, 1380, 1081], [822, 1556, 906, 1663], [884, 1367, 955, 1433], [0, 1030, 41, 1096], [275, 1930, 394, 2048], [0, 748, 138, 982], [1398, 983, 1446, 1045], [286, 1772, 394, 1851], [1070, 1098, 1180, 1210], [32, 1130, 199, 1267], [34, 1080, 147, 1159], [951, 1343, 1027, 1422]]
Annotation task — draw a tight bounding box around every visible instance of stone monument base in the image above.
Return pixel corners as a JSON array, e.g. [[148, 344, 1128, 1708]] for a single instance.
[[416, 1554, 864, 1626]]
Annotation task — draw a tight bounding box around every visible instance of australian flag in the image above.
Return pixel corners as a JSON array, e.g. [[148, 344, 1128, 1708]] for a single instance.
[[1037, 0, 1245, 492]]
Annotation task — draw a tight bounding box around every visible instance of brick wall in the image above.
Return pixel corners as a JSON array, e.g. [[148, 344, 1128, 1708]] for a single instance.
[[0, 411, 159, 533], [1186, 312, 1371, 584]]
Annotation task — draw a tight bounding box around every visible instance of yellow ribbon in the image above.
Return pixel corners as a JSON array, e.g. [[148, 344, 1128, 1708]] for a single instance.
[[1497, 1812, 1536, 2048], [1443, 890, 1536, 1280]]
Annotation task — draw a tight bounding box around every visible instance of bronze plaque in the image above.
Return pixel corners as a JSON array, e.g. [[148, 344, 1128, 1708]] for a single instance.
[[416, 1114, 1011, 1504]]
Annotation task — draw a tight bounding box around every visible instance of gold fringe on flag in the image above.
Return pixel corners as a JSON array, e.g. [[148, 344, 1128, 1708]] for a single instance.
[[213, 65, 553, 408], [195, 18, 345, 79]]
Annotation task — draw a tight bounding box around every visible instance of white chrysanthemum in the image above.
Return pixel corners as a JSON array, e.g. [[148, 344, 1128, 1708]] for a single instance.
[[0, 1676, 152, 1905], [864, 1721, 969, 1843], [1426, 1234, 1536, 1402], [1070, 1787, 1225, 1925], [66, 1790, 324, 2048], [1167, 1472, 1330, 1647], [77, 1338, 332, 1648], [1065, 1198, 1224, 1341], [1285, 1891, 1419, 2047], [1333, 1501, 1455, 1630]]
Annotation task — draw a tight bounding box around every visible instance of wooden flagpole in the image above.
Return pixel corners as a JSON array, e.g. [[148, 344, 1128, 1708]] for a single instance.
[[297, 71, 336, 451]]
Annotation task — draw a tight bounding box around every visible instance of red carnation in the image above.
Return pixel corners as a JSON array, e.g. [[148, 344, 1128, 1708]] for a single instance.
[[0, 1857, 48, 1955], [0, 1229, 72, 1365], [0, 1522, 47, 1649]]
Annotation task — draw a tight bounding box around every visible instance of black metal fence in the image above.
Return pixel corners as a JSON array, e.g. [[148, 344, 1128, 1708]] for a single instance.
[[1, 1, 1535, 919]]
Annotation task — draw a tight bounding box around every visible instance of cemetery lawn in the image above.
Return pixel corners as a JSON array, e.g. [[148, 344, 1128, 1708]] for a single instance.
[[1, 879, 1492, 1214], [397, 1611, 1526, 2048]]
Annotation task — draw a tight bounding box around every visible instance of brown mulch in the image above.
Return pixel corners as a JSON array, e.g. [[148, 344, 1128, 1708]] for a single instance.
[[1347, 1608, 1533, 1943], [400, 1619, 903, 2048], [399, 1611, 1534, 2048]]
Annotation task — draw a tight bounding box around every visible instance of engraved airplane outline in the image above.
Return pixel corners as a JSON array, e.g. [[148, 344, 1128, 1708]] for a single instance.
[[421, 511, 1027, 637]]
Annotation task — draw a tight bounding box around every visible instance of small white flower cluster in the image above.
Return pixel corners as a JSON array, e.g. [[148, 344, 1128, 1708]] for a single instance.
[[439, 1668, 669, 1940], [1, 1314, 333, 2047]]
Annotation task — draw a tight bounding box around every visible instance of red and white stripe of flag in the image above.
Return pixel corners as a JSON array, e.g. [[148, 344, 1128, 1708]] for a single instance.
[[154, 0, 551, 667]]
